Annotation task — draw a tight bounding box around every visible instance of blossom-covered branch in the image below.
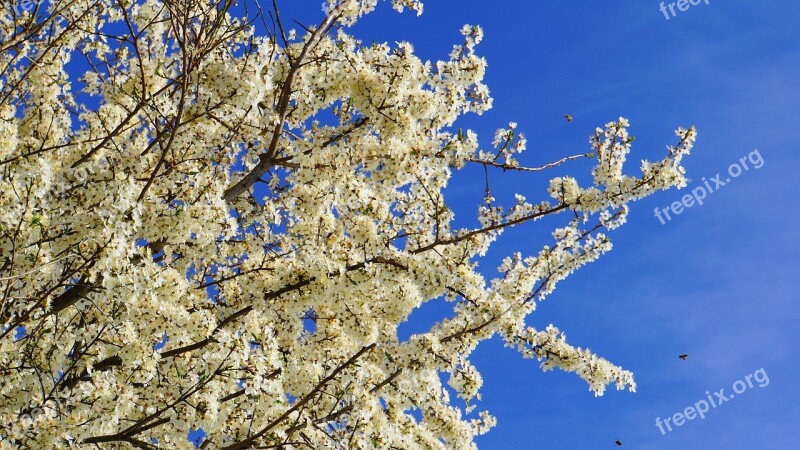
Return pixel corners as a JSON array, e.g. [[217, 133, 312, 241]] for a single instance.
[[0, 0, 694, 448]]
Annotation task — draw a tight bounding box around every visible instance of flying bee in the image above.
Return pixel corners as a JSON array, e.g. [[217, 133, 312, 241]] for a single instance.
[[564, 114, 572, 122], [679, 354, 688, 360]]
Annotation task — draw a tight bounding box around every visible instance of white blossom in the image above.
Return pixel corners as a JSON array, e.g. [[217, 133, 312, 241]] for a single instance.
[[0, 1, 695, 448]]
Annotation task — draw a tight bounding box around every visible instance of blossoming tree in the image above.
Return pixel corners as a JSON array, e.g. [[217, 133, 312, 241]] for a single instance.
[[0, 0, 696, 448]]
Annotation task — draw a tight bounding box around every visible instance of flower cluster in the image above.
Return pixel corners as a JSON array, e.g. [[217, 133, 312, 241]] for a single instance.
[[0, 0, 694, 448]]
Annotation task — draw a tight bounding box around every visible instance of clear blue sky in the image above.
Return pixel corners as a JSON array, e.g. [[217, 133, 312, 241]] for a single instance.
[[273, 1, 800, 448]]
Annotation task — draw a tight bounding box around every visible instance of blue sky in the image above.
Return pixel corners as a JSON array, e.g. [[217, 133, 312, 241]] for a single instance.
[[269, 1, 800, 448]]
